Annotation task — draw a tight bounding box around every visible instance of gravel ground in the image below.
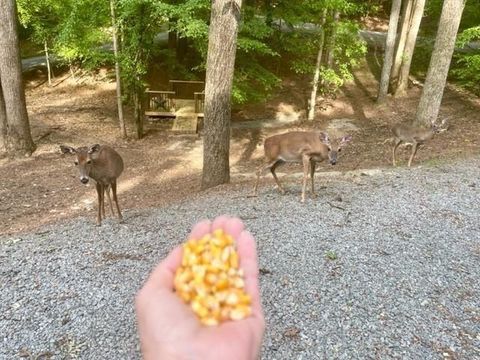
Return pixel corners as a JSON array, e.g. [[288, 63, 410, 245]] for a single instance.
[[1, 157, 480, 359]]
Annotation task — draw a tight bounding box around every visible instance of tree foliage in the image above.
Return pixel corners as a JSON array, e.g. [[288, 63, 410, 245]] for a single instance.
[[451, 26, 480, 94], [17, 0, 370, 106]]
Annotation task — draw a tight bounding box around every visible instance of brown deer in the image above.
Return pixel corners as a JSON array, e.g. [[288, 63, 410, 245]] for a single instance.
[[60, 144, 124, 225], [391, 119, 448, 167], [253, 131, 352, 202]]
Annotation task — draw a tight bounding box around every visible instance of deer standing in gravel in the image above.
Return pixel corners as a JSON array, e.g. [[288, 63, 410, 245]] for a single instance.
[[391, 119, 448, 167], [253, 131, 352, 202], [60, 144, 124, 225]]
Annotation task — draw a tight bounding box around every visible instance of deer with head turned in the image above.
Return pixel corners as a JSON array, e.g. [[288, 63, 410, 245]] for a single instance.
[[60, 144, 124, 225], [391, 119, 448, 167], [253, 131, 352, 202]]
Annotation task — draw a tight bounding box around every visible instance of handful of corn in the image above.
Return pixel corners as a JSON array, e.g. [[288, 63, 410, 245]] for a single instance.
[[174, 228, 252, 326]]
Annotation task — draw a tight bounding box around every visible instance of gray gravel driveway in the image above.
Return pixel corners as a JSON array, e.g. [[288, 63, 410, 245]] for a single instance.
[[1, 157, 479, 359]]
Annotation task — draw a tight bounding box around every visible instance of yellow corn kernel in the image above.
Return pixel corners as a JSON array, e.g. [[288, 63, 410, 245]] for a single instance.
[[239, 293, 252, 305], [201, 317, 219, 326], [174, 227, 252, 326], [220, 306, 232, 321], [201, 295, 220, 311], [230, 305, 252, 321], [205, 273, 218, 285], [191, 299, 208, 318], [225, 292, 239, 306], [178, 291, 192, 303], [215, 277, 229, 291], [221, 246, 231, 262], [232, 277, 245, 289], [229, 252, 239, 269]]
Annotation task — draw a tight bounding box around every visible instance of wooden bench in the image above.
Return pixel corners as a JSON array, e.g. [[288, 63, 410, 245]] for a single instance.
[[144, 89, 176, 117], [144, 80, 205, 133]]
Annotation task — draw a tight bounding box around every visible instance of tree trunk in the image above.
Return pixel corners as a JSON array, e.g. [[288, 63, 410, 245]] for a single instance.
[[133, 87, 143, 139], [201, 0, 242, 190], [391, 0, 413, 84], [415, 0, 466, 126], [0, 85, 7, 153], [0, 0, 35, 156], [44, 40, 52, 86], [110, 0, 126, 138], [395, 0, 425, 97], [308, 10, 327, 121], [326, 11, 340, 69], [377, 0, 402, 103]]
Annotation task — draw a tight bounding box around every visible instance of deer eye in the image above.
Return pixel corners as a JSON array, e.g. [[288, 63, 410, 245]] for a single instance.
[[74, 161, 79, 166], [86, 160, 92, 165], [338, 148, 342, 152]]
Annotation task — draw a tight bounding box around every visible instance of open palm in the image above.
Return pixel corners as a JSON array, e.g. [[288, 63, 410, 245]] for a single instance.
[[136, 216, 265, 360]]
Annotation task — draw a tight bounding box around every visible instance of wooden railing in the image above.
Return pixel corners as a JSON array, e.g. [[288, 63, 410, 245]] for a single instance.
[[144, 89, 176, 116], [194, 91, 205, 115]]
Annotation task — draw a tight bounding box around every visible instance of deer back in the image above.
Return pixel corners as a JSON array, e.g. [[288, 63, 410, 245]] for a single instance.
[[392, 124, 435, 144], [264, 132, 329, 162]]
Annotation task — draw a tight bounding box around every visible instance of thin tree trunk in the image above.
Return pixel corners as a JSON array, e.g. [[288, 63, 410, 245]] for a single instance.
[[201, 0, 242, 190], [0, 0, 35, 156], [308, 10, 327, 121], [133, 87, 143, 139], [377, 0, 402, 103], [391, 0, 413, 83], [326, 11, 340, 68], [110, 0, 126, 138], [0, 85, 6, 153], [44, 40, 52, 86], [415, 0, 466, 126], [395, 0, 425, 97]]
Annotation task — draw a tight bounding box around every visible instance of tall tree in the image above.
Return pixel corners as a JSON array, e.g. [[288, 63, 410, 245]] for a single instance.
[[377, 0, 402, 103], [391, 0, 413, 85], [110, 0, 126, 138], [394, 0, 425, 96], [201, 0, 242, 190], [308, 9, 327, 121], [415, 0, 466, 126], [0, 0, 35, 156], [0, 86, 7, 153], [325, 10, 340, 69]]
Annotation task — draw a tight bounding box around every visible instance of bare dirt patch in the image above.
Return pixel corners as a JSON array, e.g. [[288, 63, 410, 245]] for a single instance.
[[1, 62, 479, 235]]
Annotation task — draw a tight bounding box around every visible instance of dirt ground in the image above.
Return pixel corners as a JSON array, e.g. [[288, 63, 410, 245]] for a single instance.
[[1, 61, 479, 236]]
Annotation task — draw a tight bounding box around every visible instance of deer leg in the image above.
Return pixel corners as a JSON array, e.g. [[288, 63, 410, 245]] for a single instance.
[[101, 187, 106, 219], [301, 155, 310, 203], [408, 143, 419, 167], [310, 160, 317, 198], [393, 139, 402, 166], [253, 163, 269, 196], [105, 185, 114, 217], [270, 161, 286, 195], [96, 183, 103, 226], [111, 180, 123, 223], [253, 160, 284, 196]]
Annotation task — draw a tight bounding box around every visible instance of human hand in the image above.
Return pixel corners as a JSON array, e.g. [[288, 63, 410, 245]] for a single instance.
[[135, 216, 265, 360]]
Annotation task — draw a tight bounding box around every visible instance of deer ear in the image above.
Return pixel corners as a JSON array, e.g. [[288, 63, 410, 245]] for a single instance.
[[319, 132, 330, 144], [60, 145, 76, 155], [341, 135, 352, 144], [88, 144, 101, 154]]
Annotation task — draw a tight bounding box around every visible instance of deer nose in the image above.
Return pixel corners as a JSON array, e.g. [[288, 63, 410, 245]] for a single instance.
[[330, 160, 337, 165], [80, 177, 89, 184]]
